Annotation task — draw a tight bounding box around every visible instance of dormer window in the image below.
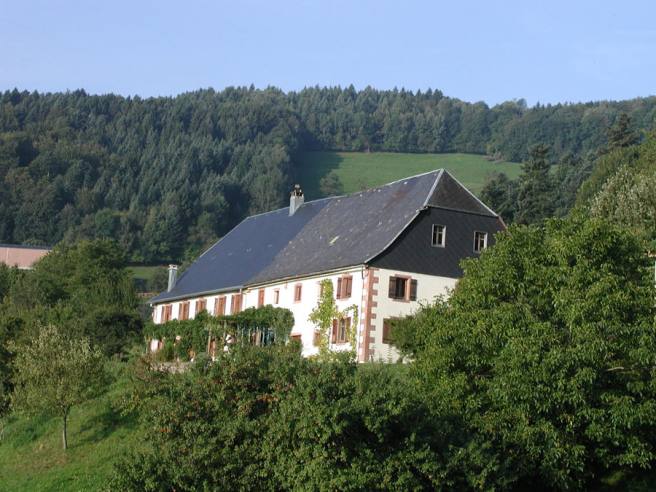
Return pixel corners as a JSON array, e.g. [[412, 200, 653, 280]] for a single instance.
[[474, 231, 488, 253], [431, 224, 446, 247]]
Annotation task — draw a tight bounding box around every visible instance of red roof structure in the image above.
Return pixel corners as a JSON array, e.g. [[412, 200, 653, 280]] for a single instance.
[[0, 244, 51, 269]]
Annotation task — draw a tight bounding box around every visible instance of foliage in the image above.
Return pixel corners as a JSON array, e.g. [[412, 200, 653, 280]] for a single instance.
[[515, 143, 554, 224], [10, 324, 107, 450], [586, 134, 656, 248], [403, 217, 656, 489], [5, 239, 143, 355], [109, 347, 455, 491], [1, 89, 654, 261], [146, 305, 295, 359]]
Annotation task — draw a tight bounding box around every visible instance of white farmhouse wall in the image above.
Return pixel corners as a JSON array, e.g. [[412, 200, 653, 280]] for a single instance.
[[367, 268, 457, 362], [152, 267, 366, 358], [152, 266, 457, 362]]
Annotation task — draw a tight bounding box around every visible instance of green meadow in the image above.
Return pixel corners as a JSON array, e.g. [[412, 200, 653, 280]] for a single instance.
[[295, 151, 521, 199]]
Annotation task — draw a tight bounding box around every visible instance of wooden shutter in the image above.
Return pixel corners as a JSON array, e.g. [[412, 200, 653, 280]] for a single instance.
[[383, 319, 392, 344], [258, 289, 265, 308], [331, 319, 338, 343], [344, 276, 352, 298], [388, 277, 396, 298], [409, 279, 418, 301], [336, 278, 342, 299]]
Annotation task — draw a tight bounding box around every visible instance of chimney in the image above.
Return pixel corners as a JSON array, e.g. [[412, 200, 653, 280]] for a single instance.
[[167, 264, 178, 292], [289, 184, 304, 216]]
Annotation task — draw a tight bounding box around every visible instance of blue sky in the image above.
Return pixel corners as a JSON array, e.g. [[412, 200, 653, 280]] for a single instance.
[[1, 0, 654, 106]]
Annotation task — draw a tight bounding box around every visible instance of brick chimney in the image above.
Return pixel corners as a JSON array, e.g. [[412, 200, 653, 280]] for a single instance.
[[167, 264, 178, 292], [289, 184, 304, 216]]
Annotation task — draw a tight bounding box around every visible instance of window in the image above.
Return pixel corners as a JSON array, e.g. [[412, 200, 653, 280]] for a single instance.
[[336, 275, 353, 299], [474, 231, 488, 253], [294, 283, 302, 302], [231, 294, 242, 314], [195, 299, 207, 314], [214, 296, 226, 316], [161, 304, 172, 322], [383, 319, 393, 344], [290, 334, 302, 344], [331, 317, 350, 344], [313, 330, 322, 347], [388, 277, 418, 301], [258, 289, 265, 308], [273, 289, 280, 304], [179, 301, 190, 320], [431, 224, 446, 247]]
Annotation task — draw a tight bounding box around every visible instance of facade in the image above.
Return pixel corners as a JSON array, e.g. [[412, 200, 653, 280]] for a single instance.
[[0, 243, 51, 269], [150, 169, 505, 362]]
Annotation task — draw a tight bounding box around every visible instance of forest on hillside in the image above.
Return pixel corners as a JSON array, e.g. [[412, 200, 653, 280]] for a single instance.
[[0, 86, 654, 262]]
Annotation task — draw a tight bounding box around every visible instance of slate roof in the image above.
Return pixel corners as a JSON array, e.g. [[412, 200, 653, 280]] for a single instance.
[[151, 169, 498, 303]]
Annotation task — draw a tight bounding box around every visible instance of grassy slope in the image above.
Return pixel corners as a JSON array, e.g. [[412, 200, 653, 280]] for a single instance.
[[295, 151, 521, 199], [0, 363, 142, 491]]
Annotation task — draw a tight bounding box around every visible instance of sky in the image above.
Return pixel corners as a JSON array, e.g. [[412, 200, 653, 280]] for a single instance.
[[1, 0, 655, 106]]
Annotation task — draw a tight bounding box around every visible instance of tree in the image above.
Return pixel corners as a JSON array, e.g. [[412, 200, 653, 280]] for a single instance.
[[319, 171, 344, 197], [607, 113, 640, 150], [11, 324, 106, 450], [515, 143, 554, 224], [401, 217, 656, 488]]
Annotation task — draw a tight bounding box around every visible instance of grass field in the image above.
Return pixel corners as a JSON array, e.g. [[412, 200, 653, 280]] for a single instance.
[[295, 151, 521, 199], [0, 362, 142, 491]]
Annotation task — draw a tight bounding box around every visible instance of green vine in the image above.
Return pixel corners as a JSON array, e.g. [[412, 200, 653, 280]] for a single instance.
[[147, 306, 294, 360], [308, 279, 359, 359]]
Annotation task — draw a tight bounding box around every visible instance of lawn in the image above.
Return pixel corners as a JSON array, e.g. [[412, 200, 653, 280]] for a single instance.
[[294, 151, 521, 199], [0, 362, 143, 491]]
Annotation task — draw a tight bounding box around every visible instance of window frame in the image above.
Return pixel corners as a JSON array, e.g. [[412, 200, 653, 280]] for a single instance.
[[195, 298, 207, 314], [332, 317, 350, 344], [214, 296, 226, 316], [431, 224, 446, 247], [294, 283, 303, 303], [388, 276, 418, 302], [179, 301, 190, 320], [473, 231, 488, 253], [257, 288, 265, 308], [273, 289, 280, 305]]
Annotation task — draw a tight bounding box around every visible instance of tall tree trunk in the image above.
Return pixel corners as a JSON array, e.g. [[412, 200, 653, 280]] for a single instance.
[[62, 412, 68, 450]]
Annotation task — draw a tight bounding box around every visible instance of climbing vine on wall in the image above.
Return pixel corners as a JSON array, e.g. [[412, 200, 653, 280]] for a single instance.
[[309, 279, 359, 358], [146, 306, 294, 359]]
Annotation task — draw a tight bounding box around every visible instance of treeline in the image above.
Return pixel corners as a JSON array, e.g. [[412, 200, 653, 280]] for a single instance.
[[1, 87, 655, 262]]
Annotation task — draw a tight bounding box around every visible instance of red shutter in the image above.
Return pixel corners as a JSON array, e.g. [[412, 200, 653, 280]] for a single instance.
[[336, 278, 342, 299], [331, 319, 338, 343], [258, 289, 265, 307], [388, 277, 396, 298], [383, 319, 391, 344], [344, 276, 352, 298], [409, 279, 418, 301]]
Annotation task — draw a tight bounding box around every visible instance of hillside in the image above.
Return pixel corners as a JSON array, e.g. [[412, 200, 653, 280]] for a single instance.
[[295, 151, 521, 199], [0, 363, 140, 491]]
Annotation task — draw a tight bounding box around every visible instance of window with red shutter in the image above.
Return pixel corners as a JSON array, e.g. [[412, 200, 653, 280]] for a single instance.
[[294, 283, 302, 302], [231, 294, 242, 314], [343, 276, 352, 298], [195, 299, 207, 314], [336, 278, 342, 299], [383, 319, 393, 344], [258, 289, 265, 308], [331, 319, 338, 343], [214, 296, 226, 316], [179, 302, 190, 320], [409, 279, 418, 301]]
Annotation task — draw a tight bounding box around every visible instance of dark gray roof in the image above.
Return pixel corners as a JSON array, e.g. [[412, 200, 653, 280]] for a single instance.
[[151, 169, 498, 303]]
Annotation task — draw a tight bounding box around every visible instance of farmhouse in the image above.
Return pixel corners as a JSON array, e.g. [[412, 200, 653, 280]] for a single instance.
[[0, 243, 51, 269], [150, 170, 505, 362]]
